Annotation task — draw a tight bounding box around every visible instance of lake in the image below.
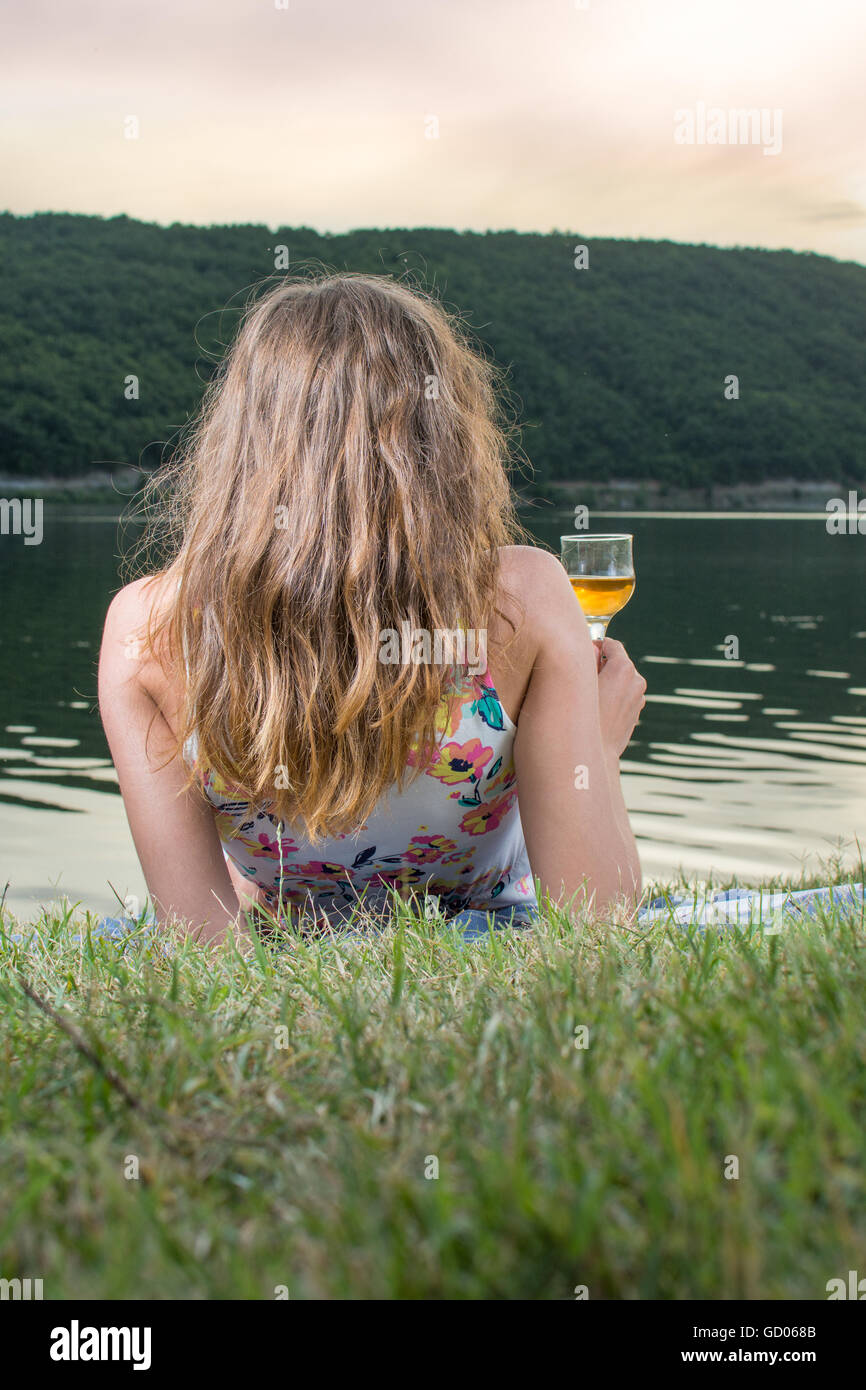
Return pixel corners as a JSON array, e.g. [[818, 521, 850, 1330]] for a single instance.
[[1, 507, 864, 920]]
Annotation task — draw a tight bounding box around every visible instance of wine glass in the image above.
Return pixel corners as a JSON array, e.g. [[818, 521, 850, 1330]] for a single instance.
[[560, 534, 635, 649]]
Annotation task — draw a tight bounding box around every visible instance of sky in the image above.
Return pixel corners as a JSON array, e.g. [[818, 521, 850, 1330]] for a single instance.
[[3, 0, 865, 262]]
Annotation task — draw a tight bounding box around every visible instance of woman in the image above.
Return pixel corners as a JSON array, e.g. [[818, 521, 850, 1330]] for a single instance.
[[98, 273, 647, 944]]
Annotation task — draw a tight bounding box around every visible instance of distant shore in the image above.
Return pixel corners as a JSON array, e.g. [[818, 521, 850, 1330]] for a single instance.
[[0, 470, 144, 507], [2, 472, 863, 514], [538, 477, 863, 514]]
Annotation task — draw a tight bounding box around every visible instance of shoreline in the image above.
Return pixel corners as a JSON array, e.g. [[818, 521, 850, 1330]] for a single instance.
[[3, 474, 864, 515], [531, 477, 864, 515]]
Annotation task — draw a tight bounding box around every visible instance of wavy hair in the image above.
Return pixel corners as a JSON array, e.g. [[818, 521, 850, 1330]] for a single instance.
[[136, 271, 525, 841]]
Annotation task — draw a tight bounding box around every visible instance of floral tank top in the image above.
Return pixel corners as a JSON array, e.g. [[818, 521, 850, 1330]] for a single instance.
[[183, 668, 537, 929]]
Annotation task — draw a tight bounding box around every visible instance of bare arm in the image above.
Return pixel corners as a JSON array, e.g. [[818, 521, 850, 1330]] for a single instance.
[[98, 579, 242, 944], [512, 550, 644, 917]]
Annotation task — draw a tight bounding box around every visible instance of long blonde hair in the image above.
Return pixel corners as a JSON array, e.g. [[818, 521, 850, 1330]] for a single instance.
[[137, 272, 524, 840]]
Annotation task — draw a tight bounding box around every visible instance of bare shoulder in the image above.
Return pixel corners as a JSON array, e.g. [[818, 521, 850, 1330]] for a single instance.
[[488, 545, 593, 721], [499, 542, 571, 591], [103, 574, 165, 631], [100, 573, 178, 704], [497, 544, 583, 641]]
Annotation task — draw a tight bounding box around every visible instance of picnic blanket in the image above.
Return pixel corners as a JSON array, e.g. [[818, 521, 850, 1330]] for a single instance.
[[637, 882, 865, 930]]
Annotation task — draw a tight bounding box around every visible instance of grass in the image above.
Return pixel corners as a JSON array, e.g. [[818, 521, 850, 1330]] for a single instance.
[[1, 856, 865, 1301]]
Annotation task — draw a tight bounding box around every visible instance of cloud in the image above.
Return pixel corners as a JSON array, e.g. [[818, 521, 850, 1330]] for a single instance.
[[1, 0, 865, 263], [802, 201, 866, 225]]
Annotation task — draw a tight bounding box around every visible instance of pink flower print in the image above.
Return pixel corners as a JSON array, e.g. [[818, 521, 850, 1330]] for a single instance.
[[405, 834, 457, 864], [406, 685, 475, 770], [282, 860, 354, 885], [427, 738, 493, 786], [246, 828, 302, 860], [459, 789, 518, 837]]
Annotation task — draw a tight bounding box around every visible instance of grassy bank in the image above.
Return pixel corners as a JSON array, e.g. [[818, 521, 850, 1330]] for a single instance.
[[2, 864, 865, 1300]]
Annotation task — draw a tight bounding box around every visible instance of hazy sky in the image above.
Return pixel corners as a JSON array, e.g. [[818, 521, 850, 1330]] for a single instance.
[[3, 0, 865, 262]]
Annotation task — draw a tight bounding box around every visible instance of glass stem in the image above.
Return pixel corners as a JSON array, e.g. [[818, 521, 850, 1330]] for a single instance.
[[588, 620, 608, 648]]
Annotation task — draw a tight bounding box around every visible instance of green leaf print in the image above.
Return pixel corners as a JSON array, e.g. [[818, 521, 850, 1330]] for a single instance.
[[472, 691, 504, 732]]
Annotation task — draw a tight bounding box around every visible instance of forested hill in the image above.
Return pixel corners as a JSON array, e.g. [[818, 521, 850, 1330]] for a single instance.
[[2, 211, 864, 487]]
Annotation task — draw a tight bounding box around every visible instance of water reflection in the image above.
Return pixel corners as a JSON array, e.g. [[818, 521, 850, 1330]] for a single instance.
[[528, 509, 866, 881], [1, 508, 864, 914]]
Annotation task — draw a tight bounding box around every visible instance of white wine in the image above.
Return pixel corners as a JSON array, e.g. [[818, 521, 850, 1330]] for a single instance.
[[569, 574, 635, 624], [561, 534, 635, 643]]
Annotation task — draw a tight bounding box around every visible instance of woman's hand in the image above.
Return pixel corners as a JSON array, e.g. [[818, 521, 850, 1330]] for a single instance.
[[593, 637, 647, 758]]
